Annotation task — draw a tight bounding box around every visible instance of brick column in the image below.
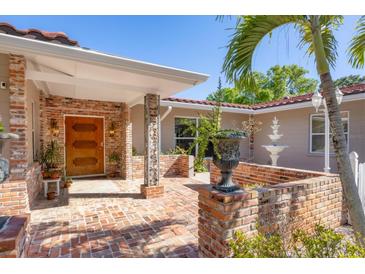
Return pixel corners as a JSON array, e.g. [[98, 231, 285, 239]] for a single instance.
[[8, 54, 28, 180], [198, 185, 258, 257], [121, 103, 132, 180], [141, 94, 163, 198]]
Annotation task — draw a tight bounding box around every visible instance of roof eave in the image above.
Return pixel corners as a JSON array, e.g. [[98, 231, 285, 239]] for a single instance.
[[160, 100, 254, 114], [0, 33, 209, 86]]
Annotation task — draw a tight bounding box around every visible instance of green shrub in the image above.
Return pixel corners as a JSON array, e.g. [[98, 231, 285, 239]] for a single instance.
[[230, 224, 365, 258], [164, 146, 188, 155], [132, 146, 138, 156], [292, 224, 365, 258], [230, 230, 287, 258], [108, 151, 121, 163]]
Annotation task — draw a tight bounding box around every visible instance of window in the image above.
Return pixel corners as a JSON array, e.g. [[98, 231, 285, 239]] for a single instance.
[[174, 117, 215, 157], [310, 111, 349, 154], [174, 117, 198, 155]]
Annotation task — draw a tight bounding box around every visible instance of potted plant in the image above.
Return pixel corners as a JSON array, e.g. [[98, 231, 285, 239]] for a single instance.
[[47, 191, 56, 200], [39, 140, 62, 179], [183, 103, 246, 192], [108, 151, 120, 177], [61, 169, 73, 188]]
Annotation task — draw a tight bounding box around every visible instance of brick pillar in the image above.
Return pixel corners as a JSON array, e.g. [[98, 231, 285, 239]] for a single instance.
[[8, 54, 28, 180], [121, 103, 132, 180], [141, 94, 163, 198], [198, 185, 258, 257]]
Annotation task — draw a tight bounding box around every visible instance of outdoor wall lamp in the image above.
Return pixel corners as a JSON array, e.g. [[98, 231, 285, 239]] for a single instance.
[[109, 121, 117, 137], [50, 118, 60, 137], [311, 87, 343, 173]]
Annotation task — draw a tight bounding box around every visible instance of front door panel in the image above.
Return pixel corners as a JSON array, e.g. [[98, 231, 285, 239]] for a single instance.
[[65, 116, 104, 176]]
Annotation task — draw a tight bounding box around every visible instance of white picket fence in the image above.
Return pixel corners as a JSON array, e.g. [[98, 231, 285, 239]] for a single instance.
[[349, 151, 365, 214]]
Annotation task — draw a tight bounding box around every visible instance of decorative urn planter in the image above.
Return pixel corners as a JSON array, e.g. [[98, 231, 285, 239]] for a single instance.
[[212, 131, 245, 193], [0, 132, 19, 182]]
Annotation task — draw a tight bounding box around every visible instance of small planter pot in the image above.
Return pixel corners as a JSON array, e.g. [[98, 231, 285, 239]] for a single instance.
[[63, 181, 72, 189], [213, 136, 243, 193], [47, 191, 56, 200]]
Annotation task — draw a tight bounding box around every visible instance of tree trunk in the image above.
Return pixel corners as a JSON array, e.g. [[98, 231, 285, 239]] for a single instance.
[[321, 72, 365, 245]]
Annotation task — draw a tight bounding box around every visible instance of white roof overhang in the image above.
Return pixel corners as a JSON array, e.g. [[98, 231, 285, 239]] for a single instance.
[[0, 33, 208, 106]]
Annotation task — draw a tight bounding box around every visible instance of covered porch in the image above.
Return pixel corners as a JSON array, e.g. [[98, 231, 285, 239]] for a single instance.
[[0, 33, 207, 207]]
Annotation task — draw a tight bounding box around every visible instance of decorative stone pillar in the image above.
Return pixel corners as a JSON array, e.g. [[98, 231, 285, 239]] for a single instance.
[[121, 103, 133, 180], [141, 94, 164, 198], [8, 54, 28, 180], [248, 114, 254, 162]]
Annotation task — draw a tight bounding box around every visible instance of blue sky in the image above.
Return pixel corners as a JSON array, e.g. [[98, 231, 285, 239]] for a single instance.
[[1, 15, 363, 99]]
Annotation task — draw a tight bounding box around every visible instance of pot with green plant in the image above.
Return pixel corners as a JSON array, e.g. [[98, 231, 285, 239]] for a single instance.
[[183, 102, 246, 192], [108, 151, 120, 177], [39, 140, 62, 179], [61, 169, 73, 188]]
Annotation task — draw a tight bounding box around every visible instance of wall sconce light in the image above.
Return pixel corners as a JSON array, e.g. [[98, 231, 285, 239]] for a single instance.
[[50, 118, 60, 137], [109, 121, 117, 137]]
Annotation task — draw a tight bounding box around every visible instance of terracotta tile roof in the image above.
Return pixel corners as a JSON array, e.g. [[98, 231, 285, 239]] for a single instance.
[[0, 22, 79, 46], [162, 97, 253, 109], [251, 83, 365, 110], [163, 83, 365, 111]]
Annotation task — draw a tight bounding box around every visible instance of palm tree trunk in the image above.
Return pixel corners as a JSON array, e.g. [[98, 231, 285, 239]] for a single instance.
[[321, 73, 365, 245], [310, 16, 365, 244]]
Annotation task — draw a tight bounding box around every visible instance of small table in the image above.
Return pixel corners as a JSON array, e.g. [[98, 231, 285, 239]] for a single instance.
[[43, 178, 61, 198]]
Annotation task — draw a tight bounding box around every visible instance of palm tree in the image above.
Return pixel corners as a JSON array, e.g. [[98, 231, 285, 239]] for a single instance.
[[349, 16, 365, 69], [222, 15, 365, 244]]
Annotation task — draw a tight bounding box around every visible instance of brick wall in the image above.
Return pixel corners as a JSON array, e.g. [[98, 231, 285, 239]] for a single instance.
[[210, 161, 322, 186], [0, 164, 42, 216], [132, 155, 194, 180], [40, 94, 129, 177], [199, 164, 346, 257], [8, 54, 29, 180]]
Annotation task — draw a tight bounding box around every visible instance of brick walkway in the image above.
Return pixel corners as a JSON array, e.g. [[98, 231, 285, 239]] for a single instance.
[[27, 177, 207, 258]]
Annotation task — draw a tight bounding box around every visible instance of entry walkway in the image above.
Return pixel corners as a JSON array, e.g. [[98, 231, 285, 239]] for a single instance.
[[27, 177, 207, 258]]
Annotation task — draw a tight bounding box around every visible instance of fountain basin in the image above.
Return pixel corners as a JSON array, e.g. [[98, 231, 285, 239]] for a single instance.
[[262, 145, 288, 154], [268, 134, 283, 143]]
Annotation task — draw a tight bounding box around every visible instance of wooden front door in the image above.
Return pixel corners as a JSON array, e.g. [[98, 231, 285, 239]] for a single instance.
[[65, 116, 104, 176]]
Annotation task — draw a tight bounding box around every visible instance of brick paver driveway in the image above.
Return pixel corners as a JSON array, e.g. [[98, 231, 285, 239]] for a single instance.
[[27, 177, 207, 258]]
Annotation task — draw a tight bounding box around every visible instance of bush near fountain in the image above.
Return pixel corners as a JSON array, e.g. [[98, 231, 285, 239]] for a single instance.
[[198, 161, 347, 257]]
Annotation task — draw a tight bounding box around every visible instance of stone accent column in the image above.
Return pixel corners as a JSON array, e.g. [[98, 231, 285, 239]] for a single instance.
[[141, 94, 163, 198], [198, 185, 258, 257], [121, 103, 133, 180], [248, 114, 254, 162], [8, 54, 28, 180]]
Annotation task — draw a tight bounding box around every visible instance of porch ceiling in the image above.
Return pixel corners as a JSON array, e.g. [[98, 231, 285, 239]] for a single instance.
[[0, 33, 208, 106]]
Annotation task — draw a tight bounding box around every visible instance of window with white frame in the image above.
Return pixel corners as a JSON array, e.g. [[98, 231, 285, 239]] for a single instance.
[[174, 117, 198, 155], [174, 117, 215, 157], [310, 111, 349, 153]]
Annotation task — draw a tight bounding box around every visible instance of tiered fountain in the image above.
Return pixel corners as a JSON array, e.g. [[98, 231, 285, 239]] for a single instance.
[[262, 117, 288, 166]]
